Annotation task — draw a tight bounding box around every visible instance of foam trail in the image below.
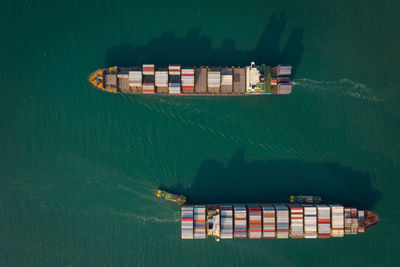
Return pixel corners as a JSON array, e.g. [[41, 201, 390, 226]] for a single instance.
[[110, 211, 180, 223], [294, 78, 385, 102]]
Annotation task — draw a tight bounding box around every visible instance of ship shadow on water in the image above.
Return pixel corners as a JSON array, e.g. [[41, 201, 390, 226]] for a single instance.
[[162, 149, 382, 210], [105, 11, 304, 78]]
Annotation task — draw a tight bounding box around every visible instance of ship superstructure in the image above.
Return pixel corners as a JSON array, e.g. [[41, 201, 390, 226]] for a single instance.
[[88, 63, 293, 95]]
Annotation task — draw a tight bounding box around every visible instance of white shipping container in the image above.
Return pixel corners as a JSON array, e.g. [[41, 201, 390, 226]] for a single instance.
[[303, 206, 317, 238], [129, 82, 142, 86], [129, 71, 142, 81], [208, 72, 221, 86], [330, 205, 344, 237], [221, 75, 233, 85], [181, 69, 194, 74], [155, 71, 168, 86]]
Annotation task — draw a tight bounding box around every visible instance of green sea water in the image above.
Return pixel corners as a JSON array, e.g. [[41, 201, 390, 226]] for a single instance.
[[1, 0, 400, 266]]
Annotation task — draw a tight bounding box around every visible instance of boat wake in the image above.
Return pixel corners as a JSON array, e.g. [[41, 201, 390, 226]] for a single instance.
[[110, 210, 180, 223], [294, 78, 385, 102]]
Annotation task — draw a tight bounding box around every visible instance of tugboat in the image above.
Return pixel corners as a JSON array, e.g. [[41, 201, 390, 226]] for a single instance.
[[156, 189, 186, 205], [290, 195, 322, 203]]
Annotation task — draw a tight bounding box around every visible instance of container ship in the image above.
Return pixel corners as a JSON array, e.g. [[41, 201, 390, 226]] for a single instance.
[[180, 196, 379, 241], [88, 63, 293, 95]]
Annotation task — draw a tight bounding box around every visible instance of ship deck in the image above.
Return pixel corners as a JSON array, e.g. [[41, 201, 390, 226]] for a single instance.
[[88, 64, 290, 95]]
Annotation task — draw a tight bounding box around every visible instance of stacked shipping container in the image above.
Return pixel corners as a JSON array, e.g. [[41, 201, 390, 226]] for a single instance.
[[277, 64, 292, 76], [290, 206, 304, 238], [233, 68, 245, 94], [275, 64, 292, 95], [304, 206, 318, 238], [233, 205, 247, 238], [358, 210, 365, 233], [351, 208, 359, 234], [248, 206, 262, 239], [345, 208, 359, 234], [275, 205, 289, 238], [220, 206, 233, 239], [117, 73, 129, 93], [317, 205, 331, 238], [345, 208, 352, 234], [277, 77, 290, 83], [193, 206, 206, 239], [277, 83, 292, 94], [330, 205, 344, 237], [181, 69, 195, 94], [208, 69, 221, 93], [105, 74, 117, 87], [181, 206, 194, 239], [142, 64, 154, 75], [155, 70, 168, 94], [168, 64, 180, 75], [194, 68, 207, 93], [262, 205, 276, 238], [128, 71, 142, 93], [220, 68, 233, 94], [169, 65, 181, 94], [142, 64, 155, 94]]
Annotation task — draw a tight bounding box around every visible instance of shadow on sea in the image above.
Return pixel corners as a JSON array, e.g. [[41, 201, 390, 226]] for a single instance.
[[161, 149, 382, 210], [105, 12, 305, 78]]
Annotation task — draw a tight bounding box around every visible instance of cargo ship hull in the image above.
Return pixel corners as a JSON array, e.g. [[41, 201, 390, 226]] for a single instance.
[[88, 63, 293, 95], [181, 203, 378, 240]]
